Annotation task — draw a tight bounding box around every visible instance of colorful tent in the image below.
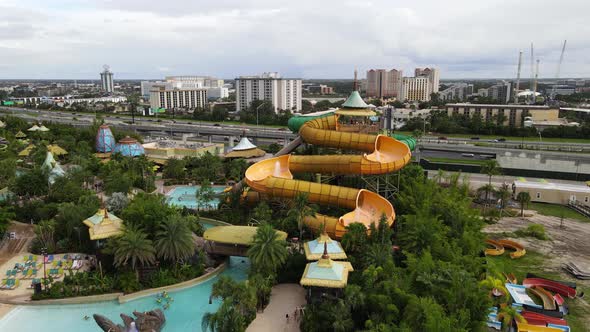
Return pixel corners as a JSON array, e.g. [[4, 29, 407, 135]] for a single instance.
[[83, 208, 124, 240], [114, 136, 145, 157], [300, 242, 353, 288], [224, 137, 266, 159], [304, 232, 347, 260], [96, 124, 116, 153]]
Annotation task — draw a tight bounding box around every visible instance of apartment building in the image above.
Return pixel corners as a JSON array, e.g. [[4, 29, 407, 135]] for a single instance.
[[235, 72, 302, 113], [149, 86, 208, 110], [366, 69, 403, 99], [415, 68, 439, 93], [402, 77, 432, 102], [445, 103, 559, 127], [439, 83, 474, 101]]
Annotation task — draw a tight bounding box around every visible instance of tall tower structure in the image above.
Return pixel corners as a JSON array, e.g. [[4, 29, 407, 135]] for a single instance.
[[100, 65, 114, 93]]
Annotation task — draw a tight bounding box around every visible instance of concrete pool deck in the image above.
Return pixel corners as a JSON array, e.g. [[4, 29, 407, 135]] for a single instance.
[[246, 283, 306, 332]]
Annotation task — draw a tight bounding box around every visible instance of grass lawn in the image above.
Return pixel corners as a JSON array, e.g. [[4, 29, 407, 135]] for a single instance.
[[529, 202, 590, 222], [427, 157, 487, 165], [486, 250, 590, 331]]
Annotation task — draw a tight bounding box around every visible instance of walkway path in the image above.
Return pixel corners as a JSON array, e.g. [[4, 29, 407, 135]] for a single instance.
[[246, 283, 306, 332]]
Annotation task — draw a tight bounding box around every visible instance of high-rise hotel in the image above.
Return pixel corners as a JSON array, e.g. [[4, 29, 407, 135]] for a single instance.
[[235, 72, 302, 113]]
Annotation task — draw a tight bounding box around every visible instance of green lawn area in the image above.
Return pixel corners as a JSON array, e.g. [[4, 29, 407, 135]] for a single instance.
[[486, 250, 590, 331], [427, 157, 486, 165], [529, 202, 590, 222]]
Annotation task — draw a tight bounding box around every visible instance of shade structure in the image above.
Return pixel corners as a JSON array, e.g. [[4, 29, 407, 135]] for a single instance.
[[304, 233, 347, 260], [96, 125, 116, 153], [15, 131, 27, 139], [225, 137, 266, 159], [47, 144, 67, 156], [0, 120, 5, 128], [204, 225, 287, 246], [37, 125, 50, 132], [114, 136, 145, 157], [27, 125, 40, 132], [300, 243, 353, 289], [341, 90, 368, 109], [18, 144, 35, 157], [83, 208, 124, 240]]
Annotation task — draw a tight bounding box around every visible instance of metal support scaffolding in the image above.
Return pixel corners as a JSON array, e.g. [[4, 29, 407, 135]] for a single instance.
[[360, 172, 400, 202]]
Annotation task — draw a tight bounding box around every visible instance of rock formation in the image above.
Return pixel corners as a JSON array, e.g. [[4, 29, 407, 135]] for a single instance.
[[93, 308, 166, 332]]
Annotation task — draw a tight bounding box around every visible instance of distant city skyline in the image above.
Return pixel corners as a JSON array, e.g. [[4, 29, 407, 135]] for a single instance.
[[1, 0, 589, 79]]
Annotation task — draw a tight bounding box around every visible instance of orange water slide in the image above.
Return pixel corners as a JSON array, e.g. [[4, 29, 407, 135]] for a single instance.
[[244, 115, 411, 238]]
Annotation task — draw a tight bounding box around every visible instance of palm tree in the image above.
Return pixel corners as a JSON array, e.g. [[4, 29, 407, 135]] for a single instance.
[[434, 169, 446, 186], [497, 184, 511, 217], [480, 160, 501, 206], [498, 303, 526, 332], [201, 300, 246, 332], [247, 223, 288, 275], [517, 192, 531, 217], [287, 192, 317, 240], [195, 180, 215, 211], [477, 184, 496, 206], [479, 276, 509, 304], [344, 284, 366, 311], [154, 215, 196, 263], [110, 227, 156, 280]]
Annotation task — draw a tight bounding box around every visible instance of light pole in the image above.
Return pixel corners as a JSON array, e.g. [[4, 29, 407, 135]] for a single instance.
[[255, 103, 265, 128], [41, 247, 47, 292]]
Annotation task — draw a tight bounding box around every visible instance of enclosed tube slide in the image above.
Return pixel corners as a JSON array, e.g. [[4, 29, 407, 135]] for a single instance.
[[245, 115, 411, 238]]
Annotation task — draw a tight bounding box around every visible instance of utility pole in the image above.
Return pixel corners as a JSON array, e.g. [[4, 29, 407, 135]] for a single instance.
[[533, 59, 540, 103], [530, 43, 535, 104]]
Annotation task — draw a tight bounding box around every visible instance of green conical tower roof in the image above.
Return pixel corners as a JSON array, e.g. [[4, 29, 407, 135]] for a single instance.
[[341, 90, 368, 109]]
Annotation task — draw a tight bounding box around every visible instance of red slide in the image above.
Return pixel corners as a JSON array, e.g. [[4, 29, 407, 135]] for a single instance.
[[523, 278, 576, 299], [521, 311, 567, 326]]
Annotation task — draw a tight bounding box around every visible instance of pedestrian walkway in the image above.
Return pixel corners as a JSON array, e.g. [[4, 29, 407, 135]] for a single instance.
[[246, 283, 306, 332]]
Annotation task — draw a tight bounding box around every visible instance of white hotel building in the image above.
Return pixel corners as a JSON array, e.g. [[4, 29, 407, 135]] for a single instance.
[[235, 72, 302, 113], [149, 86, 208, 110]]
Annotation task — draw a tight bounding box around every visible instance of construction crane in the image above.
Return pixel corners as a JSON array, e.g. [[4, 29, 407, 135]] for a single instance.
[[514, 50, 523, 103], [529, 43, 535, 104], [550, 40, 567, 100]]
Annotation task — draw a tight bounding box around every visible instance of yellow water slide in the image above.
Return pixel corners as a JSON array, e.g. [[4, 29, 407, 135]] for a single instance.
[[245, 115, 411, 238]]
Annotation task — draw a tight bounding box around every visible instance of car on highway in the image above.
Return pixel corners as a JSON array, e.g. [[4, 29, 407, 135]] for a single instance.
[[470, 137, 480, 140], [461, 153, 475, 157], [497, 138, 506, 142], [438, 136, 447, 140], [214, 123, 221, 127], [278, 128, 287, 131]]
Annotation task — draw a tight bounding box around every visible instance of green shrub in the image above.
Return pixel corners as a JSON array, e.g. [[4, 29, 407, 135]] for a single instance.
[[116, 271, 142, 293], [276, 252, 307, 283], [515, 223, 549, 240]]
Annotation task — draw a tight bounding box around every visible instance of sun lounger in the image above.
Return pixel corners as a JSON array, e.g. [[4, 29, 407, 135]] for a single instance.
[[44, 255, 54, 263], [8, 279, 20, 290], [0, 279, 7, 289]]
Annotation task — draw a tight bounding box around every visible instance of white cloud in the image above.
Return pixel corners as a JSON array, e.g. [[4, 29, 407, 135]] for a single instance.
[[0, 0, 589, 79]]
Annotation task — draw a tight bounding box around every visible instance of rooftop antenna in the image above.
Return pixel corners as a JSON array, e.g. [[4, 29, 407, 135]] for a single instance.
[[514, 50, 523, 103]]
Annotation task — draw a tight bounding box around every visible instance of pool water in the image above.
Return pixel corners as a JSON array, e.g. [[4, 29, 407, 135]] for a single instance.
[[0, 257, 249, 332], [166, 186, 225, 210]]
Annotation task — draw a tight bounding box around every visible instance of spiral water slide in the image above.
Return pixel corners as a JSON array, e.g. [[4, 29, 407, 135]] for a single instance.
[[245, 115, 411, 238]]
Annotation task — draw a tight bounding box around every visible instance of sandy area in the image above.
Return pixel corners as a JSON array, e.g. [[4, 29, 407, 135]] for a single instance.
[[0, 303, 14, 319], [247, 284, 306, 332], [0, 252, 92, 302], [485, 210, 590, 277]]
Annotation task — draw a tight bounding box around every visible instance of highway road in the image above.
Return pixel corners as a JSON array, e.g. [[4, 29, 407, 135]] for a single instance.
[[0, 106, 297, 142]]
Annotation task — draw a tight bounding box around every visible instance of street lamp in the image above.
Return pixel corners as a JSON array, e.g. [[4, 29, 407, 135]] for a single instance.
[[255, 102, 266, 128], [41, 247, 47, 292]]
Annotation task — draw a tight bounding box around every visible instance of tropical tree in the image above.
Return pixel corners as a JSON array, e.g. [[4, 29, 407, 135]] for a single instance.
[[154, 215, 196, 263], [287, 192, 317, 240], [434, 169, 446, 186], [479, 275, 509, 304], [109, 227, 156, 280], [106, 192, 129, 214], [195, 180, 216, 211], [498, 304, 526, 332], [34, 220, 56, 252], [516, 191, 531, 217], [496, 184, 511, 216], [247, 223, 288, 275], [480, 160, 501, 205], [201, 300, 246, 332]]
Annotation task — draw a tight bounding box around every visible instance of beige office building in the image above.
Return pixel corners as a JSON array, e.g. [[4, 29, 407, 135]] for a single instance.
[[149, 86, 208, 110], [366, 69, 403, 99], [415, 67, 440, 93], [402, 77, 432, 102], [445, 103, 559, 127]]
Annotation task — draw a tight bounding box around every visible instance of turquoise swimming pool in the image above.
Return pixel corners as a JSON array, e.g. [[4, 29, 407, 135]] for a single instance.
[[0, 257, 249, 331], [166, 186, 225, 210]]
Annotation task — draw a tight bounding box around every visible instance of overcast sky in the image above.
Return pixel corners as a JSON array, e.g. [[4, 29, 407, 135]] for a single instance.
[[1, 0, 589, 80]]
